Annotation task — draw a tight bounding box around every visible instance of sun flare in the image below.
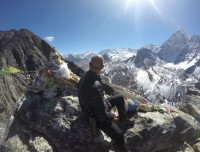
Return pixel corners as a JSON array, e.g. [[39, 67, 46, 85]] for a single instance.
[[124, 0, 160, 13], [123, 0, 161, 18]]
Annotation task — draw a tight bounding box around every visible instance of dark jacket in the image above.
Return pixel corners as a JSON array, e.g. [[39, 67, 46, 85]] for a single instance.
[[78, 70, 110, 122]]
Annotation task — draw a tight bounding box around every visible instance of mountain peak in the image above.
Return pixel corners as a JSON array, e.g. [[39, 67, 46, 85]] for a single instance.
[[84, 51, 93, 56], [177, 27, 186, 34], [157, 28, 190, 63], [170, 28, 188, 40], [0, 29, 53, 70]]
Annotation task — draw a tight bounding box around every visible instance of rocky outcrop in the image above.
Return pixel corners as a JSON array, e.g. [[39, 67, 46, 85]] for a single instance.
[[126, 111, 197, 152], [13, 94, 113, 152], [134, 48, 156, 68], [66, 61, 85, 77], [179, 94, 200, 122], [183, 140, 200, 152], [10, 93, 197, 152], [0, 29, 84, 149], [179, 83, 200, 121], [0, 29, 53, 71], [193, 140, 200, 152], [0, 73, 28, 145], [185, 59, 200, 75], [178, 83, 200, 152], [195, 82, 200, 90], [0, 29, 55, 146], [185, 65, 196, 74]]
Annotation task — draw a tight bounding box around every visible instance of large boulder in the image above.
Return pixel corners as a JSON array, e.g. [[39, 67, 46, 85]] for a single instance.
[[182, 140, 200, 152], [16, 94, 113, 152], [126, 111, 197, 152], [179, 84, 200, 121], [14, 93, 197, 152]]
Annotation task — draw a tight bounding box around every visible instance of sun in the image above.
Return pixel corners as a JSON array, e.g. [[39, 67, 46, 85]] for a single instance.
[[125, 0, 159, 9], [124, 0, 161, 15]]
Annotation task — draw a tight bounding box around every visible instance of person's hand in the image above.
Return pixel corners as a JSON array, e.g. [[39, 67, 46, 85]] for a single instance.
[[110, 109, 118, 121]]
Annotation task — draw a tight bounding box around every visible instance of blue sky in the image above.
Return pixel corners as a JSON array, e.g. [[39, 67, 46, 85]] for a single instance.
[[1, 0, 200, 54]]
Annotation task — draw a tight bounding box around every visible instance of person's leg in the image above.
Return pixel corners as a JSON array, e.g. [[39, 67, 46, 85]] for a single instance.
[[98, 122, 128, 151], [107, 94, 126, 119]]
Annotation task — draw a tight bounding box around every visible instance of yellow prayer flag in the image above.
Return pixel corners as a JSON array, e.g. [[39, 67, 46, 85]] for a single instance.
[[5, 66, 21, 73]]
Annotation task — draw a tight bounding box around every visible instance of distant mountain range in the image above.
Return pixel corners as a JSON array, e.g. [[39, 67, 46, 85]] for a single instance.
[[64, 28, 200, 104]]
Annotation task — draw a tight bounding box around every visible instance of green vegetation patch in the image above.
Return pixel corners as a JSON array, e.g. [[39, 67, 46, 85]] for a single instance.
[[196, 127, 200, 138]]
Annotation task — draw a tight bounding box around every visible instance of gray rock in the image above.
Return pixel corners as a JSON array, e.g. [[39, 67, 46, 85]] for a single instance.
[[17, 93, 197, 152], [184, 142, 195, 152], [17, 94, 113, 152], [125, 111, 197, 152], [134, 48, 157, 68], [193, 141, 200, 152], [0, 29, 54, 147], [29, 135, 53, 152], [179, 89, 200, 121]]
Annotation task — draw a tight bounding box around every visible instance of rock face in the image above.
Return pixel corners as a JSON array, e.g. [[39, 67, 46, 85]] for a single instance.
[[14, 93, 197, 152], [16, 94, 113, 152], [0, 29, 83, 149], [126, 111, 197, 152], [134, 48, 157, 68], [179, 83, 200, 121], [0, 29, 53, 71], [0, 29, 55, 145], [0, 73, 28, 144], [157, 28, 190, 63]]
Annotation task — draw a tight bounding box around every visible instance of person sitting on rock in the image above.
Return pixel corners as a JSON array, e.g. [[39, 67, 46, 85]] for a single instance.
[[78, 55, 131, 152]]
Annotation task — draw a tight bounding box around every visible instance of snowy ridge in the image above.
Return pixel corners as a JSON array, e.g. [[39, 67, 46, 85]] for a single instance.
[[99, 48, 136, 63], [64, 29, 200, 104], [64, 51, 97, 71], [102, 58, 188, 104], [142, 44, 161, 54]]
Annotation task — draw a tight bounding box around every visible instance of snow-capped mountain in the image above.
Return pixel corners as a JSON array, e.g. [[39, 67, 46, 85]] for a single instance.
[[157, 28, 200, 65], [64, 51, 96, 62], [99, 48, 136, 63], [64, 51, 97, 71], [65, 48, 136, 70], [64, 29, 200, 104], [141, 44, 161, 54]]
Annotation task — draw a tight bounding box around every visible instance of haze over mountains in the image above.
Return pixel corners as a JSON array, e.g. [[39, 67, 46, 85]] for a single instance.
[[65, 28, 200, 104]]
